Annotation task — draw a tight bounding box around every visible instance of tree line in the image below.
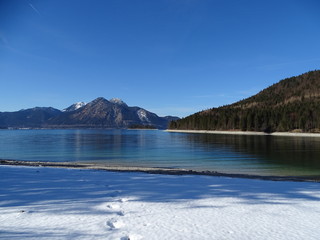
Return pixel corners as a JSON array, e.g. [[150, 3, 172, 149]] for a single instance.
[[169, 70, 320, 133]]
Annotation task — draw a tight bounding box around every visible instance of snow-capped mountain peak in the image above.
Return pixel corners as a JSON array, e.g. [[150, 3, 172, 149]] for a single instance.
[[109, 98, 128, 106], [63, 102, 87, 112]]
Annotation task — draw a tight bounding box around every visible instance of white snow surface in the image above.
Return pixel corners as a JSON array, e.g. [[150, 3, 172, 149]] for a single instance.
[[1, 165, 320, 240]]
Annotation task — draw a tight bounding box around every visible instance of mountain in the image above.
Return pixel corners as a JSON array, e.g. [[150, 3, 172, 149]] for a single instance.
[[63, 102, 86, 112], [163, 116, 181, 122], [169, 70, 320, 133], [0, 107, 61, 128], [0, 97, 179, 129], [47, 97, 171, 129]]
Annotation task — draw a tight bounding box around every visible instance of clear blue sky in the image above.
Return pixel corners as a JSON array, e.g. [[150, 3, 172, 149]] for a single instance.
[[1, 0, 320, 117]]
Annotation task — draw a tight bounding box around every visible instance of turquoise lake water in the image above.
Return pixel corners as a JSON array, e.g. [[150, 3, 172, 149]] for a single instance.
[[1, 129, 320, 176]]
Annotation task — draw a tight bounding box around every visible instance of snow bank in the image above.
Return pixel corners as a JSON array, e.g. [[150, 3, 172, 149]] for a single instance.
[[1, 165, 320, 239]]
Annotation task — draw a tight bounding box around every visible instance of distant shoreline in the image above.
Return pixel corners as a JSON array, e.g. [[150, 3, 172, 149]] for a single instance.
[[166, 129, 320, 137], [1, 159, 319, 182]]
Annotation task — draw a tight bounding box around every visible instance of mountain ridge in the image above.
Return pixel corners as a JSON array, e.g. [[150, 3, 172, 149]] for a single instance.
[[0, 97, 178, 129], [169, 70, 320, 133]]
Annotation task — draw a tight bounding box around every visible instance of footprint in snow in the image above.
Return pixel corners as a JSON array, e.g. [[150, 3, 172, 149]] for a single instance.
[[118, 198, 129, 203], [108, 190, 122, 197], [106, 218, 125, 229], [107, 204, 120, 210], [117, 210, 125, 216], [120, 233, 143, 240]]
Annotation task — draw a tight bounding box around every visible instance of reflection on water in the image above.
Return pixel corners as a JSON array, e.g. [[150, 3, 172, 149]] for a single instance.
[[0, 129, 320, 176], [176, 133, 320, 176]]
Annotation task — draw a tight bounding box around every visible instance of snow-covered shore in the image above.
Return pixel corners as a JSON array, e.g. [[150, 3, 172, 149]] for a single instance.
[[166, 129, 320, 137], [1, 165, 320, 239]]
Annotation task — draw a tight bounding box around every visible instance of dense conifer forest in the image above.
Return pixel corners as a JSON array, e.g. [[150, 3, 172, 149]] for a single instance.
[[169, 70, 320, 133]]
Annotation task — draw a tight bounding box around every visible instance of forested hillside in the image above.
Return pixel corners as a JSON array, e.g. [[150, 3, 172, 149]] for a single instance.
[[169, 70, 320, 133]]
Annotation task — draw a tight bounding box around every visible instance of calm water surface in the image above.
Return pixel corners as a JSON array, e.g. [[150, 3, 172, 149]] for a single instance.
[[1, 129, 320, 176]]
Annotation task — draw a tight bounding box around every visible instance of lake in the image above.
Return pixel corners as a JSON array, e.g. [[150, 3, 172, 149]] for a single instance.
[[1, 129, 320, 177]]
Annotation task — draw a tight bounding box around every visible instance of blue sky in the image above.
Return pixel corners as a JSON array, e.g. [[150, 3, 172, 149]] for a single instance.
[[1, 0, 320, 117]]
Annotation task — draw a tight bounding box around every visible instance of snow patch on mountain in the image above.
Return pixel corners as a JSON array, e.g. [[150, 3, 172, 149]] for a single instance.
[[63, 102, 86, 112], [137, 109, 150, 122], [109, 98, 127, 106], [74, 102, 86, 109]]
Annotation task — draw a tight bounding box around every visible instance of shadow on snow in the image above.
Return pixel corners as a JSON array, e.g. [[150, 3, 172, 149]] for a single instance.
[[1, 166, 319, 209]]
